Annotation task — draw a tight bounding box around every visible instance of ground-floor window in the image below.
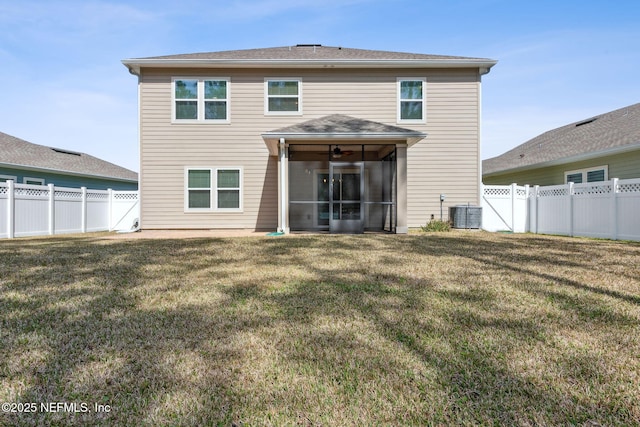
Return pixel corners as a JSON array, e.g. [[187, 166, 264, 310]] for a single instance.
[[185, 167, 242, 212]]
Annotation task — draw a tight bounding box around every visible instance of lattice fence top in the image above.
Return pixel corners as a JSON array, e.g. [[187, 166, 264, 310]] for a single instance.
[[114, 192, 139, 200], [516, 188, 527, 197], [87, 192, 109, 200], [619, 182, 640, 193], [0, 186, 7, 195], [55, 190, 83, 199], [15, 187, 51, 197], [538, 187, 569, 197], [574, 183, 612, 195], [484, 187, 511, 197]]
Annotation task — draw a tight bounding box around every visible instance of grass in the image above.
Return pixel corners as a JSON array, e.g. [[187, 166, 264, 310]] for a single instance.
[[1, 231, 639, 426], [421, 219, 451, 232]]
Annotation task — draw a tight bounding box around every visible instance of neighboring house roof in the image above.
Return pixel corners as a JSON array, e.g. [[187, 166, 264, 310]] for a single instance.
[[483, 102, 640, 177], [261, 114, 427, 155], [0, 131, 138, 182], [122, 44, 497, 74]]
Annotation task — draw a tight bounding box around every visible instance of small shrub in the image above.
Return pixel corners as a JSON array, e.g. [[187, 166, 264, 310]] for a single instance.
[[421, 219, 451, 232]]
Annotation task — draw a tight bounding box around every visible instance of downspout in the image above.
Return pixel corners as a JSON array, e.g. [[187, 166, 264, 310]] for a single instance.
[[136, 73, 142, 230], [477, 67, 485, 206], [279, 137, 287, 233]]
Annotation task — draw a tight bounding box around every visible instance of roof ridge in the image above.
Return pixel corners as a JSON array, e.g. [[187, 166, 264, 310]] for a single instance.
[[125, 45, 495, 62]]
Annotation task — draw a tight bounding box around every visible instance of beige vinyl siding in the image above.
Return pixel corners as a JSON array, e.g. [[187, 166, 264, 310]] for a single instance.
[[139, 67, 482, 229], [483, 149, 640, 186], [407, 73, 481, 226]]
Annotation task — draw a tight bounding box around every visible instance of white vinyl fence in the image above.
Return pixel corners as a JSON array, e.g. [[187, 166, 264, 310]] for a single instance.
[[482, 178, 640, 241], [0, 181, 139, 239]]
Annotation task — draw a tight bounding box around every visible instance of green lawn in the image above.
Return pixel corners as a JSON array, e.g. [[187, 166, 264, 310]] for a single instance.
[[1, 232, 639, 426]]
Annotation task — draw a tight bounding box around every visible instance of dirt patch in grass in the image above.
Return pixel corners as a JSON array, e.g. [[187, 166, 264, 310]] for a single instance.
[[1, 232, 639, 425]]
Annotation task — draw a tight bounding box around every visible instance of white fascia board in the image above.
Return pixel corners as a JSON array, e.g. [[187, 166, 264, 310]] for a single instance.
[[263, 132, 426, 139]]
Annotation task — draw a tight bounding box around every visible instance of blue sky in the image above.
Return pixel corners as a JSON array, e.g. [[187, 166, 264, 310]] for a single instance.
[[1, 0, 639, 172]]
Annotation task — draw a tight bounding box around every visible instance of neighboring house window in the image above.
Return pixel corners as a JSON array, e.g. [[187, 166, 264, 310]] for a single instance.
[[0, 175, 17, 182], [23, 177, 45, 185], [565, 165, 608, 184], [398, 78, 426, 123], [265, 78, 302, 115], [185, 167, 242, 211], [173, 78, 230, 122]]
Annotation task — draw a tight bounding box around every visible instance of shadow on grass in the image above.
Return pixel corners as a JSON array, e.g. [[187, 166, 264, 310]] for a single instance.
[[0, 233, 638, 425]]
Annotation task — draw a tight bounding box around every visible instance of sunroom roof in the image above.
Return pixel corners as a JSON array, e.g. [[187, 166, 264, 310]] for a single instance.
[[262, 115, 427, 155]]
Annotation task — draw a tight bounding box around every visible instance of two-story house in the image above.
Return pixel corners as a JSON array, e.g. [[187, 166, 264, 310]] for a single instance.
[[122, 45, 496, 233]]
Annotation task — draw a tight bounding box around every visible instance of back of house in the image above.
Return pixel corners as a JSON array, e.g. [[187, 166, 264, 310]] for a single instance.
[[123, 45, 496, 233]]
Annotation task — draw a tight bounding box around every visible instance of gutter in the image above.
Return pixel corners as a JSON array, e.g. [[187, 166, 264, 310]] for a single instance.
[[262, 131, 426, 140]]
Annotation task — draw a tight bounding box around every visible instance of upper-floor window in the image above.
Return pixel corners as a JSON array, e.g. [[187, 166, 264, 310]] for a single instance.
[[265, 78, 302, 115], [173, 78, 229, 123], [565, 165, 608, 184], [397, 78, 426, 123]]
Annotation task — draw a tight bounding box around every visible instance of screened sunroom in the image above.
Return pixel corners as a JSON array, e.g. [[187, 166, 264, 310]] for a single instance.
[[262, 115, 426, 234], [287, 144, 397, 233]]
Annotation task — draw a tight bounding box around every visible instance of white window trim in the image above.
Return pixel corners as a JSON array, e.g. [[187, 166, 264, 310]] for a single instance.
[[172, 77, 230, 124], [397, 77, 426, 124], [564, 165, 608, 184], [23, 177, 45, 185], [0, 174, 18, 182], [264, 78, 303, 116], [184, 167, 243, 212]]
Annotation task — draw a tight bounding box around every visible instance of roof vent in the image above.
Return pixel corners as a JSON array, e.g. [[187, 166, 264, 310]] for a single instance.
[[575, 118, 597, 127], [51, 147, 81, 156], [296, 44, 322, 47]]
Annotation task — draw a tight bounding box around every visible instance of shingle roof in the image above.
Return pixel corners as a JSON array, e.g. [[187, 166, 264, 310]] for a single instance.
[[122, 45, 497, 74], [0, 131, 138, 182], [483, 103, 640, 176], [260, 114, 427, 155], [140, 45, 487, 61], [267, 114, 426, 135]]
